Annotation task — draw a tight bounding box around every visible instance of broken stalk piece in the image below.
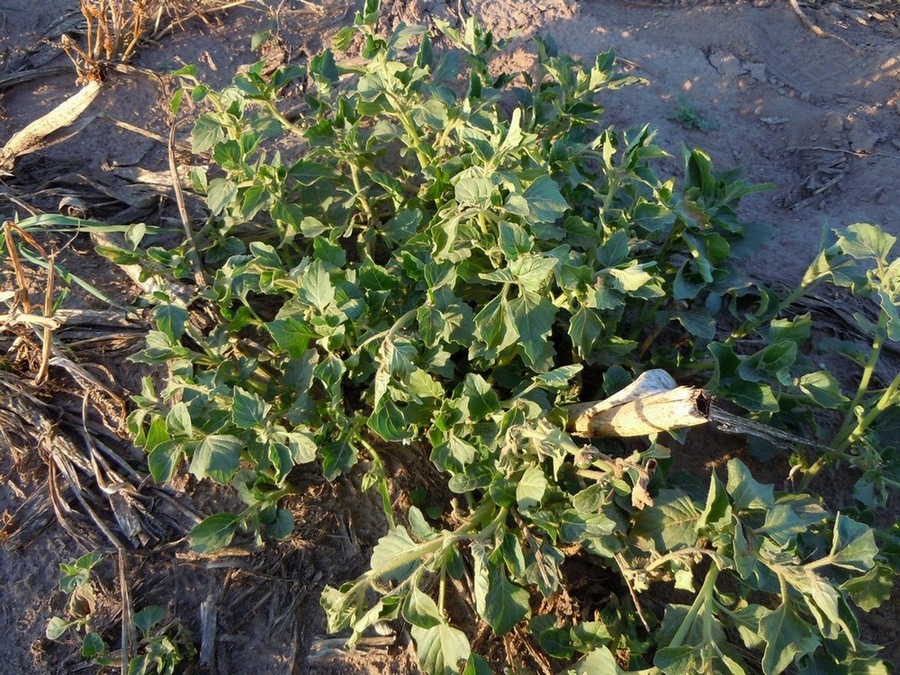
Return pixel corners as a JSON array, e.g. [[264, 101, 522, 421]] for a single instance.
[[566, 369, 825, 451]]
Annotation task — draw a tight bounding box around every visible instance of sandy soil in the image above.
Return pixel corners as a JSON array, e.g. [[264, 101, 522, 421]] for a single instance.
[[1, 0, 899, 672]]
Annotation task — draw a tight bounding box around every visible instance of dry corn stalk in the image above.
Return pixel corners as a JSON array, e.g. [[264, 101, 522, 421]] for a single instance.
[[566, 369, 710, 438], [566, 369, 824, 451], [0, 80, 104, 175]]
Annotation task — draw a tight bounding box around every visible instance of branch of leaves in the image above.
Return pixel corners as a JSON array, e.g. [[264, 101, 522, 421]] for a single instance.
[[630, 459, 889, 674]]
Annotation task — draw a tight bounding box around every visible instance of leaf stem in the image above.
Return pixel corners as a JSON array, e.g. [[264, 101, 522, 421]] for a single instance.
[[669, 562, 719, 648], [833, 311, 888, 448]]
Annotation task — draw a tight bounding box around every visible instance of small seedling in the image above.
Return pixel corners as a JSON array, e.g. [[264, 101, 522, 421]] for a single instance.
[[47, 552, 194, 673], [674, 95, 719, 131]]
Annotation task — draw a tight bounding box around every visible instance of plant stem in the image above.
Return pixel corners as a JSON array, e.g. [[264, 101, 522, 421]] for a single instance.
[[265, 101, 306, 136], [834, 311, 888, 447], [349, 162, 375, 221], [669, 562, 719, 648]]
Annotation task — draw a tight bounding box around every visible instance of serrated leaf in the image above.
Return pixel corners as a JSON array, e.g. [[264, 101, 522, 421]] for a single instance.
[[508, 254, 558, 293], [190, 434, 243, 484], [268, 317, 316, 358], [153, 303, 188, 342], [299, 260, 335, 310], [411, 622, 471, 675], [232, 387, 270, 429], [189, 513, 239, 553], [191, 113, 225, 153], [321, 438, 357, 480], [461, 373, 500, 421]]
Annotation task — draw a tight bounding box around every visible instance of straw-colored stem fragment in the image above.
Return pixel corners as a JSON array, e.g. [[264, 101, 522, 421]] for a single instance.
[[567, 386, 710, 438]]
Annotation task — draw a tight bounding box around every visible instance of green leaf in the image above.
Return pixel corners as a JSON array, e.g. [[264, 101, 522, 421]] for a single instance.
[[841, 563, 893, 611], [165, 402, 193, 438], [81, 631, 106, 658], [461, 373, 500, 421], [797, 371, 846, 409], [462, 653, 493, 675], [153, 303, 188, 342], [268, 318, 316, 358], [498, 220, 532, 258], [370, 526, 421, 582], [559, 509, 617, 545], [726, 459, 774, 511], [232, 387, 270, 429], [759, 602, 820, 675], [299, 260, 335, 310], [411, 622, 471, 675], [403, 586, 442, 629], [516, 465, 548, 511], [697, 471, 731, 536], [133, 605, 166, 636], [46, 617, 72, 640], [321, 438, 358, 480], [632, 489, 701, 551], [535, 364, 583, 389], [508, 292, 557, 371], [472, 546, 530, 635], [207, 178, 238, 215], [523, 175, 569, 224], [455, 173, 494, 207], [738, 341, 797, 383], [836, 223, 895, 262], [508, 254, 558, 293], [564, 647, 623, 675], [368, 399, 414, 442], [190, 434, 243, 484], [191, 113, 226, 153], [827, 513, 877, 573], [189, 513, 239, 553], [758, 503, 807, 547], [148, 442, 182, 484]]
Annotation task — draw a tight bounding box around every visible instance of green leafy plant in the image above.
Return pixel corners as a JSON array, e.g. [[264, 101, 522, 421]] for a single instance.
[[673, 95, 718, 132], [114, 1, 895, 672], [46, 552, 194, 674]]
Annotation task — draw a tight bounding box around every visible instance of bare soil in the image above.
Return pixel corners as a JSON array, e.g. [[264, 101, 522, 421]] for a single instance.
[[1, 0, 899, 672]]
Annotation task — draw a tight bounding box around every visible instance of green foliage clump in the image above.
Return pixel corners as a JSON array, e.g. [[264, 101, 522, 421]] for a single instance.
[[112, 1, 897, 672]]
